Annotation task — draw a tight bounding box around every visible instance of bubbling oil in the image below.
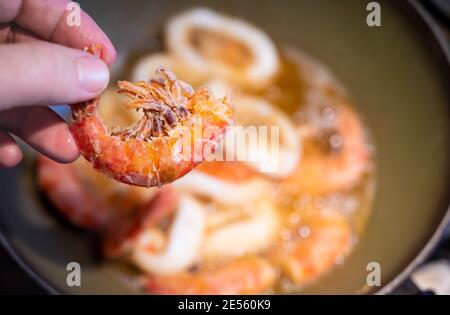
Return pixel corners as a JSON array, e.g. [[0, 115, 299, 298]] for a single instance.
[[169, 47, 375, 293], [107, 45, 375, 294]]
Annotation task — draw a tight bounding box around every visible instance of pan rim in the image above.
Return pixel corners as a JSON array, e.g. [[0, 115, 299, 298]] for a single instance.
[[375, 0, 450, 295], [0, 0, 449, 295], [0, 230, 59, 294]]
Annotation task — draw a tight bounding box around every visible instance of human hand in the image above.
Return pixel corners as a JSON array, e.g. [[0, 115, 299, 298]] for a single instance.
[[0, 0, 116, 167]]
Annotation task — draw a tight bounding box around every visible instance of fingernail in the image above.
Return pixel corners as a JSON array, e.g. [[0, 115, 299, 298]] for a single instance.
[[76, 56, 109, 93]]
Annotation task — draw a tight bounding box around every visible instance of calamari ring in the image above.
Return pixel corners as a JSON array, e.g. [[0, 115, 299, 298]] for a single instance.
[[223, 95, 301, 177], [201, 198, 280, 263], [166, 7, 280, 90], [102, 186, 178, 258], [173, 161, 270, 205], [131, 195, 206, 275]]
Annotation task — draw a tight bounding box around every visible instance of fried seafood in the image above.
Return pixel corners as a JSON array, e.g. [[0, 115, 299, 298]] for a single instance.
[[145, 256, 276, 295], [201, 198, 280, 262], [37, 155, 155, 229], [222, 95, 300, 177], [284, 103, 371, 194], [71, 63, 234, 187], [173, 161, 270, 205], [166, 8, 280, 89], [36, 8, 376, 295], [131, 195, 205, 275], [37, 155, 110, 229], [275, 209, 352, 284], [102, 186, 178, 258]]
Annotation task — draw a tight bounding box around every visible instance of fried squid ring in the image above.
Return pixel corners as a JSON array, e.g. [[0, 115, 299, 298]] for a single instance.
[[131, 195, 206, 275], [223, 95, 301, 178], [166, 8, 280, 90]]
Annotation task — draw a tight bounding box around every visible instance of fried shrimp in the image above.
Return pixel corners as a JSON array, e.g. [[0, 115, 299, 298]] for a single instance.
[[276, 209, 352, 285], [37, 155, 111, 229], [145, 256, 276, 295], [70, 48, 234, 187], [37, 155, 156, 229], [284, 103, 371, 194]]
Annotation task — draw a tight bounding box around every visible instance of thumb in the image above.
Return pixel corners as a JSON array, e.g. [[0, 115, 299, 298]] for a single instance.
[[0, 41, 110, 110]]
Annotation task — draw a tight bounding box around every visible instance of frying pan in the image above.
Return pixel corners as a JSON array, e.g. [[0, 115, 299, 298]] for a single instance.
[[0, 0, 449, 294]]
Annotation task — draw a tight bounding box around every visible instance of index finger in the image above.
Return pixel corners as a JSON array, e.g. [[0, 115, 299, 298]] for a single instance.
[[0, 0, 116, 65]]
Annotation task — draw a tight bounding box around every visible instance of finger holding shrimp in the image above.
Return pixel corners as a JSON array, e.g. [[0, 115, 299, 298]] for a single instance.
[[0, 0, 116, 167]]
